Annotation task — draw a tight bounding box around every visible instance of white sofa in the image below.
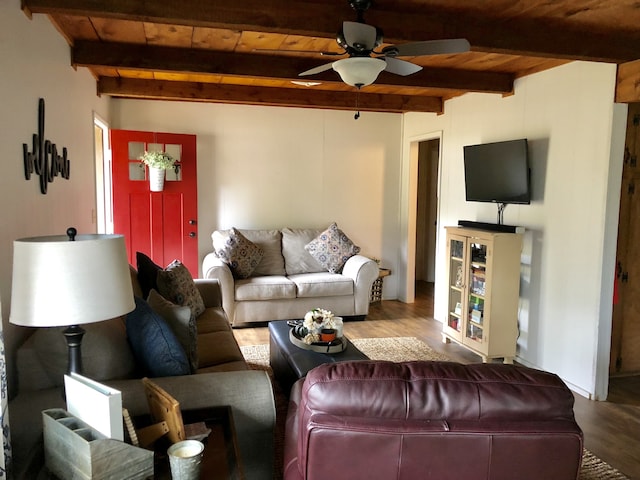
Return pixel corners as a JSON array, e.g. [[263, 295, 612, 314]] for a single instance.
[[202, 227, 379, 327]]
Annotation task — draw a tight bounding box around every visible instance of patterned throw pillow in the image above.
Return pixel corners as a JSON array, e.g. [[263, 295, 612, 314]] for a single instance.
[[156, 260, 206, 318], [305, 222, 361, 273], [213, 227, 264, 279], [147, 289, 198, 374]]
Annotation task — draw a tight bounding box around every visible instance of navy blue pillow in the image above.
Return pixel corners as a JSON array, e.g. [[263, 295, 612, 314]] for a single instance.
[[136, 252, 163, 299], [126, 296, 190, 377]]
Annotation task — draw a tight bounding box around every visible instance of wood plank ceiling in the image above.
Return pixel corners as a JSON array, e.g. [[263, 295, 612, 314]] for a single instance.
[[21, 0, 640, 114]]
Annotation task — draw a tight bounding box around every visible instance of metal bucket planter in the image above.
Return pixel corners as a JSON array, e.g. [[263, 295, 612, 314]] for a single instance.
[[149, 167, 165, 192]]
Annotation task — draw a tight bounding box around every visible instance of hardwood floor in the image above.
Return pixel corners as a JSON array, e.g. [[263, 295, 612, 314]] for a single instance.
[[233, 282, 640, 479]]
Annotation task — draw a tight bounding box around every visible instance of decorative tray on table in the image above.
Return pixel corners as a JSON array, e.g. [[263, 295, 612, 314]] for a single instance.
[[288, 322, 346, 354]]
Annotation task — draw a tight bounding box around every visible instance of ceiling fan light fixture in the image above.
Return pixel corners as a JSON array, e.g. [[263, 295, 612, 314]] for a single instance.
[[332, 57, 386, 87]]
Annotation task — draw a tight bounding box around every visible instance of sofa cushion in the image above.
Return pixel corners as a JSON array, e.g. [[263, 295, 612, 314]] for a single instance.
[[197, 360, 250, 373], [281, 227, 324, 275], [239, 229, 286, 276], [289, 272, 354, 298], [212, 228, 264, 279], [136, 252, 162, 298], [197, 331, 248, 370], [29, 318, 136, 388], [126, 296, 191, 377], [157, 260, 206, 318], [147, 289, 198, 373], [196, 306, 234, 334], [194, 307, 246, 370], [235, 276, 296, 301], [304, 223, 361, 273]]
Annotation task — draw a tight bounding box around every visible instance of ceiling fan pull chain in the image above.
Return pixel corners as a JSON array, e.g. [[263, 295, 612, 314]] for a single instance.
[[354, 88, 361, 120]]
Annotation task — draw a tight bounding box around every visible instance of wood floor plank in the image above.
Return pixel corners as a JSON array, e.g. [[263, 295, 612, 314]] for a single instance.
[[232, 281, 640, 479]]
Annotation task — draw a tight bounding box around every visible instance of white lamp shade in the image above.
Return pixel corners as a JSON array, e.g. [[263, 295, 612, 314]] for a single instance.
[[332, 57, 386, 87], [10, 234, 135, 327]]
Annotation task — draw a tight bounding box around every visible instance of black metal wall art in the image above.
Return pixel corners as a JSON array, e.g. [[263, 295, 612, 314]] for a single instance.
[[23, 98, 71, 194]]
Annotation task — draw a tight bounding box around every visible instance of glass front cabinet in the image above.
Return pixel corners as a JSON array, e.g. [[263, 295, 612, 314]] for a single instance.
[[443, 227, 523, 364]]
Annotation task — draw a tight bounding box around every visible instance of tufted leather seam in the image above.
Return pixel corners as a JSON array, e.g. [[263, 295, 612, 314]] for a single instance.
[[404, 374, 410, 420], [396, 434, 404, 480], [308, 371, 570, 388], [487, 435, 494, 479], [476, 381, 483, 420]]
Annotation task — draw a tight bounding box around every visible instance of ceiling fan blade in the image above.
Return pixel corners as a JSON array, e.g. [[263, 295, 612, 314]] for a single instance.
[[343, 21, 377, 51], [299, 62, 335, 76], [390, 38, 470, 57], [253, 48, 344, 56], [383, 57, 423, 76]]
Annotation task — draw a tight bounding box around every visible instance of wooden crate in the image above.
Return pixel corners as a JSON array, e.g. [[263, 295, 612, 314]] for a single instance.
[[43, 408, 153, 480], [370, 268, 391, 303]]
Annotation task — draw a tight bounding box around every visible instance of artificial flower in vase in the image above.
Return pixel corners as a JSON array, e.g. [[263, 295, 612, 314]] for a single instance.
[[301, 308, 343, 344], [140, 150, 176, 192]]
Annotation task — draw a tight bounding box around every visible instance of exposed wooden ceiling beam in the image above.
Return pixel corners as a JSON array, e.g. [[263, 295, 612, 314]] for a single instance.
[[21, 0, 351, 33], [616, 60, 640, 103], [24, 0, 640, 62], [73, 41, 513, 94], [461, 22, 639, 63], [97, 77, 444, 113]]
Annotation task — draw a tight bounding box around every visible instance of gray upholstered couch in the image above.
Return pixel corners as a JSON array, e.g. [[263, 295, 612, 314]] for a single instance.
[[202, 227, 379, 327], [9, 267, 275, 480]]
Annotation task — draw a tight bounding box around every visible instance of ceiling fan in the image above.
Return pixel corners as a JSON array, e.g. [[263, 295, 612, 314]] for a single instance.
[[299, 0, 470, 89]]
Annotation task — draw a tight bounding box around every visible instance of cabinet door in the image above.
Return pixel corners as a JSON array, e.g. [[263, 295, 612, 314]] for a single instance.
[[444, 233, 467, 342], [463, 239, 490, 354]]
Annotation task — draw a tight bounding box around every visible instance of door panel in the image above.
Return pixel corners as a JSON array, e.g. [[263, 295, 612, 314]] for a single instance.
[[163, 193, 186, 265], [612, 105, 640, 375], [130, 192, 153, 258], [111, 130, 198, 276]]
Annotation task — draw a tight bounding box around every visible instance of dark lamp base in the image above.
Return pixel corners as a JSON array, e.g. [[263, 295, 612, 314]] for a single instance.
[[63, 324, 86, 376]]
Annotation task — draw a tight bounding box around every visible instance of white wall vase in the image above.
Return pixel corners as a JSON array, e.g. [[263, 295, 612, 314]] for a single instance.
[[149, 167, 165, 192]]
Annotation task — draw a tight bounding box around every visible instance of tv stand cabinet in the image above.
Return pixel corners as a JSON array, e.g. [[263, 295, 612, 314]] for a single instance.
[[442, 226, 523, 363]]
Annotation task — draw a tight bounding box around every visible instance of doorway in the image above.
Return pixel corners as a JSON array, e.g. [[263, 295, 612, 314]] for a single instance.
[[93, 114, 113, 234], [415, 138, 440, 287], [404, 133, 441, 309]]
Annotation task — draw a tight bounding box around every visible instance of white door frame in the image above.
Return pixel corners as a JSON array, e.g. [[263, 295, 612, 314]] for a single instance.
[[398, 130, 444, 303], [93, 113, 113, 234]]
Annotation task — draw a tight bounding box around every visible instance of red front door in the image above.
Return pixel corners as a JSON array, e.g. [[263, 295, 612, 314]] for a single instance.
[[111, 130, 199, 276]]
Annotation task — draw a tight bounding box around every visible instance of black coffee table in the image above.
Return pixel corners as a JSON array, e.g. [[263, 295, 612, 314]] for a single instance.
[[268, 320, 369, 393]]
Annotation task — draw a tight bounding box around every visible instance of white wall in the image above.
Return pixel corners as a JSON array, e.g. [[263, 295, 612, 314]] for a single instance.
[[110, 101, 403, 286], [402, 61, 627, 399], [0, 0, 111, 393]]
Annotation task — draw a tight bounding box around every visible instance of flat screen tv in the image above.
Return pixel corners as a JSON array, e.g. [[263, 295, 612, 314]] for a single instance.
[[463, 138, 531, 204]]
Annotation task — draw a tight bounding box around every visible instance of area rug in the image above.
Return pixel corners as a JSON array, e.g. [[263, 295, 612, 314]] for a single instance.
[[240, 336, 629, 480]]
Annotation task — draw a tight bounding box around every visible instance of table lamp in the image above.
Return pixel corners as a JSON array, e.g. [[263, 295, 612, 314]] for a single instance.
[[10, 228, 135, 376]]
